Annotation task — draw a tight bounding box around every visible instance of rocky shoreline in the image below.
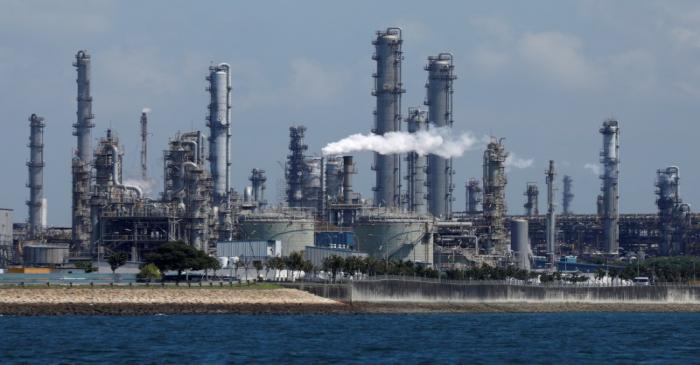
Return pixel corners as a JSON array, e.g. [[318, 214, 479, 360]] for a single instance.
[[2, 287, 700, 315]]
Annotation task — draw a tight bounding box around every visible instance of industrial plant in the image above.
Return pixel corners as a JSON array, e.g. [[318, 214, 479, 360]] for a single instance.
[[3, 27, 700, 275]]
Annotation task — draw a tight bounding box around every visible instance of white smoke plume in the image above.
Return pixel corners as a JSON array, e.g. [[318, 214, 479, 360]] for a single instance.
[[584, 163, 601, 175], [322, 127, 478, 158], [142, 107, 151, 114], [505, 153, 534, 170]]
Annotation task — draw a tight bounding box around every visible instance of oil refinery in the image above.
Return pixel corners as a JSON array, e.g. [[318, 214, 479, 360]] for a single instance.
[[3, 27, 700, 273]]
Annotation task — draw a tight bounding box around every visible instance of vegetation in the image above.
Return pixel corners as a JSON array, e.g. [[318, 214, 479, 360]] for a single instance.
[[618, 256, 700, 282], [137, 263, 162, 282], [144, 241, 220, 279], [107, 252, 129, 275], [74, 260, 97, 273]]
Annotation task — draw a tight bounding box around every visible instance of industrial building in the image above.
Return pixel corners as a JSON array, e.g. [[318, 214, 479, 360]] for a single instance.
[[4, 27, 700, 274]]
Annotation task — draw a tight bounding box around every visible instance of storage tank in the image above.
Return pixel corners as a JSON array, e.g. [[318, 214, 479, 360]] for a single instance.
[[238, 212, 314, 256], [353, 212, 433, 265], [510, 219, 531, 270], [22, 243, 69, 266]]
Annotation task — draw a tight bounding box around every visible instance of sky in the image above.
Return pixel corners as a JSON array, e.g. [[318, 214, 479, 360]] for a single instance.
[[1, 0, 700, 226]]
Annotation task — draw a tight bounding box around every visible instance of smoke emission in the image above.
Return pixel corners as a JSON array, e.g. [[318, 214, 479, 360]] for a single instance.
[[505, 153, 534, 170], [142, 107, 151, 114], [584, 163, 601, 175], [322, 127, 478, 158]]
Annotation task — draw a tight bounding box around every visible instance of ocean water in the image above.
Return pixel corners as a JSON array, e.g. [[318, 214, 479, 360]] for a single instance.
[[1, 313, 699, 364]]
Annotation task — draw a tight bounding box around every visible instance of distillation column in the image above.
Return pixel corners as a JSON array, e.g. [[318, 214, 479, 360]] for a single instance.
[[524, 182, 539, 216], [140, 110, 148, 181], [287, 126, 307, 208], [655, 166, 690, 255], [250, 168, 267, 210], [207, 63, 232, 205], [405, 107, 427, 215], [466, 178, 482, 214], [26, 114, 46, 239], [482, 139, 508, 254], [600, 120, 620, 255], [545, 160, 557, 269], [562, 175, 574, 215], [372, 27, 404, 208], [72, 50, 95, 253], [426, 53, 456, 219]]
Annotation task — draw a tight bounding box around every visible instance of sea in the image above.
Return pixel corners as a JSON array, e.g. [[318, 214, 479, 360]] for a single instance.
[[1, 313, 698, 364]]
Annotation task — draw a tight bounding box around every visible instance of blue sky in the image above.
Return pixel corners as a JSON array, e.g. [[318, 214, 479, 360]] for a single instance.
[[1, 0, 700, 225]]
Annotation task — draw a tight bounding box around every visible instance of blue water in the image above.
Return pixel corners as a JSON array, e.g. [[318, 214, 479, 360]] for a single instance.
[[1, 313, 699, 364]]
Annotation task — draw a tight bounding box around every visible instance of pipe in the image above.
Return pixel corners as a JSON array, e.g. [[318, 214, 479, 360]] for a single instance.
[[107, 144, 142, 199]]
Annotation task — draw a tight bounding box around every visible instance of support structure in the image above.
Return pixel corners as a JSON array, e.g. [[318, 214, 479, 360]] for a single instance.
[[372, 27, 404, 209], [250, 168, 267, 211], [26, 114, 46, 239], [524, 182, 539, 217], [545, 160, 557, 269], [426, 53, 456, 219], [655, 166, 691, 255], [600, 119, 620, 255], [286, 126, 307, 208], [72, 50, 94, 254], [405, 107, 427, 215]]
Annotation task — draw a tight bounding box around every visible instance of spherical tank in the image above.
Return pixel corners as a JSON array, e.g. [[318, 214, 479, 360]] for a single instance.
[[238, 212, 314, 256], [353, 213, 433, 265]]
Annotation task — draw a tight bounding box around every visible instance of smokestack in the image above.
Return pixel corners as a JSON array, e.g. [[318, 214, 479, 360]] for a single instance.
[[72, 50, 94, 253], [545, 160, 557, 269], [73, 50, 94, 163], [562, 175, 574, 215], [426, 53, 456, 219], [140, 111, 148, 181], [26, 114, 45, 238], [372, 27, 404, 209], [207, 63, 232, 206], [342, 156, 354, 203], [600, 119, 620, 255]]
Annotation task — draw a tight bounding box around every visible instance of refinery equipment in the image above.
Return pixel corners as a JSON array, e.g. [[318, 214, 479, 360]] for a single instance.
[[371, 27, 404, 209], [562, 175, 574, 215], [324, 156, 343, 203], [249, 169, 267, 210], [405, 107, 428, 215], [0, 209, 11, 268], [510, 219, 531, 270], [71, 50, 94, 254], [523, 182, 539, 217], [140, 110, 149, 182], [286, 126, 307, 209], [353, 211, 433, 265], [303, 156, 324, 215], [238, 211, 315, 256], [655, 166, 691, 255], [23, 243, 69, 266], [482, 139, 508, 254], [466, 178, 482, 214], [545, 160, 556, 268], [599, 119, 620, 254], [326, 156, 360, 226], [26, 114, 46, 239], [425, 53, 456, 219]]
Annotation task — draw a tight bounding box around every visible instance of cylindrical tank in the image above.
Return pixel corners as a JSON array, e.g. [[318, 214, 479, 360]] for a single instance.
[[510, 219, 531, 271], [23, 243, 69, 266], [238, 212, 315, 256], [353, 212, 433, 264], [74, 50, 94, 163], [342, 156, 354, 203], [27, 114, 46, 238]]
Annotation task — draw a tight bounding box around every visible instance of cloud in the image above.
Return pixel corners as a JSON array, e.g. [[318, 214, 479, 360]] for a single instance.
[[0, 0, 114, 35], [390, 20, 430, 42], [99, 46, 184, 95], [505, 153, 534, 170], [471, 47, 510, 72], [468, 16, 512, 42], [584, 163, 601, 175], [518, 32, 601, 89]]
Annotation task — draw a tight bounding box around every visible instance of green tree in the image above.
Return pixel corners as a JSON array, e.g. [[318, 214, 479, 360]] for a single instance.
[[266, 256, 286, 281], [144, 241, 202, 278], [137, 263, 162, 282], [322, 255, 345, 282], [253, 260, 264, 280], [107, 252, 129, 277], [285, 252, 305, 281], [75, 260, 97, 273]]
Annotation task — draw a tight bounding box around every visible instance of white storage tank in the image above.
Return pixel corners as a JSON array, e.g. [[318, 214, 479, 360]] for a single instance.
[[238, 211, 314, 256], [353, 212, 433, 265], [23, 242, 69, 266]]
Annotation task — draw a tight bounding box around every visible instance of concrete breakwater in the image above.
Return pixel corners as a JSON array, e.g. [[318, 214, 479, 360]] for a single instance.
[[348, 279, 700, 304]]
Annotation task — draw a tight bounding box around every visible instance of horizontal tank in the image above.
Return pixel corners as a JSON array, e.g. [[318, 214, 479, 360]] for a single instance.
[[23, 243, 69, 266], [353, 212, 433, 265], [238, 212, 314, 256]]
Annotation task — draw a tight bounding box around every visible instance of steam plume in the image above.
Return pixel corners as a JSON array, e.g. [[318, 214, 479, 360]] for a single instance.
[[322, 127, 478, 158], [142, 107, 151, 114]]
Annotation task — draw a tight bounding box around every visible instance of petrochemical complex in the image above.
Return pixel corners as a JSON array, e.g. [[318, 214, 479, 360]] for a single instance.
[[2, 27, 700, 273]]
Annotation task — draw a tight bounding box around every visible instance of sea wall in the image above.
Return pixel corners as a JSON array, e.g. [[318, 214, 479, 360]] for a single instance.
[[349, 279, 700, 304]]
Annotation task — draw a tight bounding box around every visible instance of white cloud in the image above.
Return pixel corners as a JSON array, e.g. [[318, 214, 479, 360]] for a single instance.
[[471, 47, 510, 73], [468, 16, 512, 42], [505, 153, 534, 170], [518, 32, 601, 90], [584, 163, 601, 175]]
